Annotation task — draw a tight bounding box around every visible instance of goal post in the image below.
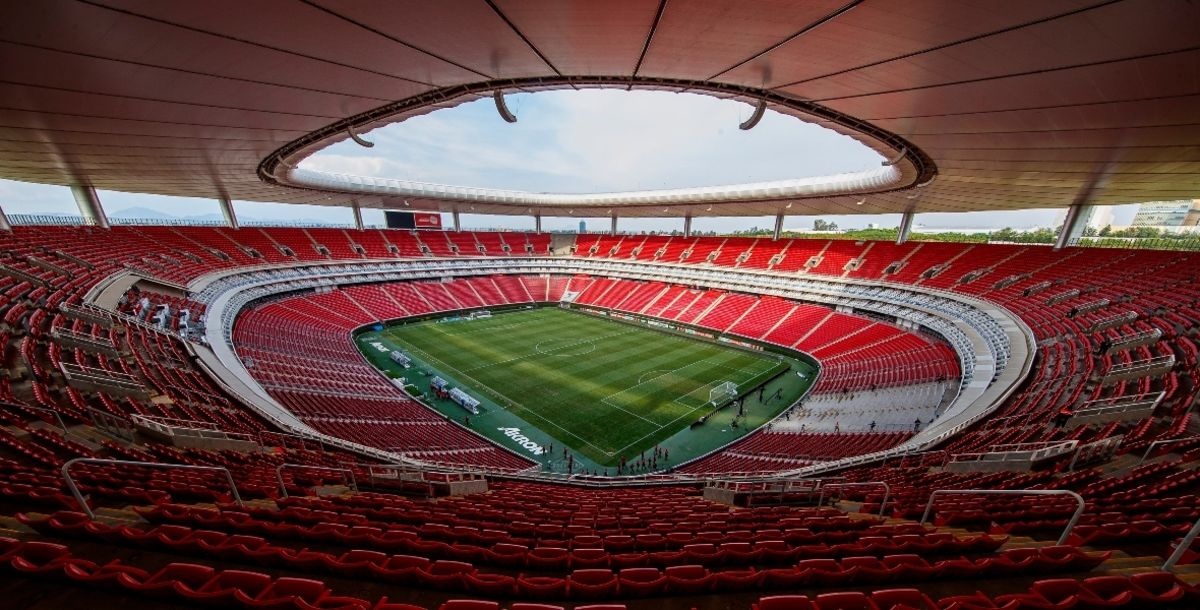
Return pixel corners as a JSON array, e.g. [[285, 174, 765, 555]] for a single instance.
[[709, 380, 738, 406]]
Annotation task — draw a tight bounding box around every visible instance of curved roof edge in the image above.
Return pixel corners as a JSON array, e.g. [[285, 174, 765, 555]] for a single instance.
[[260, 77, 935, 216]]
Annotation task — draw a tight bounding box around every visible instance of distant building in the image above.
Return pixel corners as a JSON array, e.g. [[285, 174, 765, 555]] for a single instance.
[[578, 220, 587, 233], [1130, 200, 1200, 228], [1053, 205, 1114, 230], [1053, 206, 1114, 241]]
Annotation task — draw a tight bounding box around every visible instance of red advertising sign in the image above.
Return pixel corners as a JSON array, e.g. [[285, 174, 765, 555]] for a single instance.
[[413, 212, 442, 229]]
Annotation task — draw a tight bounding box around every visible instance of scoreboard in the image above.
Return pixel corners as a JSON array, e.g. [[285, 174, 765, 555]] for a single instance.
[[385, 211, 443, 230]]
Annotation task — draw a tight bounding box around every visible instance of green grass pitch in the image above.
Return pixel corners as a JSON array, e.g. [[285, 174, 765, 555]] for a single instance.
[[378, 307, 787, 465]]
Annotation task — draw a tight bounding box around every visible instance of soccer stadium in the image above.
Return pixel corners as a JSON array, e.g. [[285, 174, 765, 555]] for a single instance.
[[0, 2, 1199, 609]]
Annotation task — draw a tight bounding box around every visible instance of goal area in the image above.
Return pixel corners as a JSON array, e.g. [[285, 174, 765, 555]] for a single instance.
[[709, 380, 738, 406]]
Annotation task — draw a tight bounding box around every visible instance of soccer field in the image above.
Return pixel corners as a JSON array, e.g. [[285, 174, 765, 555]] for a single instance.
[[373, 307, 790, 465]]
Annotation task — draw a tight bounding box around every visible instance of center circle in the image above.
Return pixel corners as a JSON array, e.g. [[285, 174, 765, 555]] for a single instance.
[[535, 339, 597, 357]]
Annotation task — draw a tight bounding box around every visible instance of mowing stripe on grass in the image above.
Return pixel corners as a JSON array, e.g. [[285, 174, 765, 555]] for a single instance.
[[374, 307, 796, 465]]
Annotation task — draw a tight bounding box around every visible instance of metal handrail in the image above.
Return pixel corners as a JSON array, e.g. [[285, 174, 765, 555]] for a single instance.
[[819, 481, 891, 517], [131, 414, 255, 442], [1074, 391, 1164, 416], [134, 415, 223, 430], [920, 488, 1085, 546], [13, 402, 69, 435], [84, 407, 135, 442], [1067, 435, 1123, 471], [1140, 436, 1200, 464], [950, 440, 1078, 464], [1163, 515, 1200, 571], [62, 458, 242, 519], [275, 463, 358, 499]]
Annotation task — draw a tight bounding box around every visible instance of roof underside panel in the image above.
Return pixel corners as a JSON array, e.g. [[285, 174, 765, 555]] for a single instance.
[[0, 0, 1195, 217]]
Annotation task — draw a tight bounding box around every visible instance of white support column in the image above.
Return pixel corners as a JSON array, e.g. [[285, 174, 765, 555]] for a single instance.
[[218, 196, 239, 230], [610, 215, 618, 236], [773, 212, 785, 241], [896, 211, 915, 245], [70, 185, 109, 229], [351, 201, 364, 231], [1055, 203, 1085, 250], [452, 211, 461, 232], [534, 213, 542, 234], [0, 204, 11, 232], [683, 214, 692, 238]]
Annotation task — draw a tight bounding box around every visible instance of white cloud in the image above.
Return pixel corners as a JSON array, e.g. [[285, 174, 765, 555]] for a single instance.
[[0, 179, 77, 215], [313, 89, 882, 194], [300, 154, 394, 177]]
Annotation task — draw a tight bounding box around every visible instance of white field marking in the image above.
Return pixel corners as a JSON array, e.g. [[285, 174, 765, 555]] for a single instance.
[[599, 399, 662, 427], [597, 355, 745, 427], [417, 315, 546, 338], [599, 354, 747, 407], [394, 318, 650, 457], [607, 356, 783, 455], [461, 328, 639, 372], [638, 370, 671, 384], [673, 379, 729, 408], [411, 307, 598, 340], [391, 310, 783, 459], [520, 350, 769, 455], [611, 406, 708, 456], [533, 340, 597, 357], [395, 341, 613, 456], [670, 359, 783, 407]]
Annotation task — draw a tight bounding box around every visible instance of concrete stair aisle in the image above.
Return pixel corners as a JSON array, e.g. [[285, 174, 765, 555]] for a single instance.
[[1100, 550, 1172, 571], [24, 421, 108, 453], [1099, 451, 1142, 474], [1174, 565, 1200, 585], [826, 504, 1200, 603], [1103, 552, 1200, 585], [65, 423, 131, 448], [835, 502, 1060, 551]]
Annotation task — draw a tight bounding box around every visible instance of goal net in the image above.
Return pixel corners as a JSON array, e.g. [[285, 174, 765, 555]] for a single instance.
[[709, 380, 738, 405]]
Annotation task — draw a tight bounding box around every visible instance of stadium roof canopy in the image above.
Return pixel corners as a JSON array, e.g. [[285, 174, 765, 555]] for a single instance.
[[1, 0, 1197, 218]]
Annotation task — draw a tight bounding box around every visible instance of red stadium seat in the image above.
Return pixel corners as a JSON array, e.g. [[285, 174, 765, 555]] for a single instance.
[[181, 570, 273, 606], [527, 547, 571, 570], [416, 560, 475, 590], [568, 569, 618, 599], [617, 567, 666, 596], [869, 588, 939, 610], [438, 602, 499, 610], [464, 572, 516, 596], [517, 574, 568, 599], [118, 563, 216, 598], [664, 564, 713, 594], [814, 591, 880, 610], [754, 596, 816, 610]]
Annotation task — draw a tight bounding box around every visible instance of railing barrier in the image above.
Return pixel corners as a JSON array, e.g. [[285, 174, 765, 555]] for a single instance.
[[819, 481, 891, 517], [62, 458, 242, 519], [1164, 515, 1200, 571], [920, 488, 1085, 546], [1140, 436, 1200, 464], [275, 464, 358, 499], [14, 402, 70, 436]]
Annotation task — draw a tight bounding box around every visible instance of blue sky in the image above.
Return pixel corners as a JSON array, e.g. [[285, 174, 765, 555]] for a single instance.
[[1, 89, 1140, 232]]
